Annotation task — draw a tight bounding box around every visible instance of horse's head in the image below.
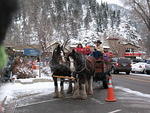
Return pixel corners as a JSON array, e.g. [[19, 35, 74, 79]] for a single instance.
[[67, 49, 80, 62], [67, 49, 84, 72], [52, 44, 66, 64]]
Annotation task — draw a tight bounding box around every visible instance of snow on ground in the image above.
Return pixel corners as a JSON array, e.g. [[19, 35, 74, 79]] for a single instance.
[[115, 73, 150, 98], [0, 66, 149, 105], [115, 86, 150, 98], [119, 72, 150, 77], [130, 73, 150, 77], [0, 81, 69, 104]]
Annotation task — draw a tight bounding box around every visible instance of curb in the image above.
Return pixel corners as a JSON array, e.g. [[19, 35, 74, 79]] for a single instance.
[[15, 78, 53, 84]]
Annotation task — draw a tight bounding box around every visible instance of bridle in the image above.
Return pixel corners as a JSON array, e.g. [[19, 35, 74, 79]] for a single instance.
[[71, 55, 90, 73]]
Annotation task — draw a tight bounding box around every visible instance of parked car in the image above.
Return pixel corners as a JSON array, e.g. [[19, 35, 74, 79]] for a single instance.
[[111, 57, 131, 74], [131, 62, 147, 74], [145, 60, 150, 74], [131, 59, 145, 64]]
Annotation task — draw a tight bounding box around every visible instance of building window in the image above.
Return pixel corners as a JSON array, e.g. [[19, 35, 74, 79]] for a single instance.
[[126, 48, 134, 52]]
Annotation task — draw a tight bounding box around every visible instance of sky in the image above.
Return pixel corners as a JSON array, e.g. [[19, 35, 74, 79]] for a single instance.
[[96, 0, 124, 7]]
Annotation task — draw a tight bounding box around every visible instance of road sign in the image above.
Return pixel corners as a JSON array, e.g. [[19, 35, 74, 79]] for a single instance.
[[23, 48, 41, 56]]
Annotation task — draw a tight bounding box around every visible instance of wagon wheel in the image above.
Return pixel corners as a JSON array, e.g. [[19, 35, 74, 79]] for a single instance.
[[102, 74, 109, 89], [103, 80, 108, 89]]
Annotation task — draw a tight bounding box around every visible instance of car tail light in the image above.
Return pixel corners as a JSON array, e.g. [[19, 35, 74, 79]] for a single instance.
[[128, 64, 131, 67], [116, 63, 119, 66]]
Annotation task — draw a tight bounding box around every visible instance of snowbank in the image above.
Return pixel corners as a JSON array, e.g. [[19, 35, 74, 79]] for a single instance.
[[0, 81, 69, 103], [115, 86, 150, 98]]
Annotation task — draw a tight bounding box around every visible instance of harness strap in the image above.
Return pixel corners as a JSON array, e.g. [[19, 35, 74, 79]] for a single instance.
[[53, 75, 75, 80], [76, 58, 90, 73]]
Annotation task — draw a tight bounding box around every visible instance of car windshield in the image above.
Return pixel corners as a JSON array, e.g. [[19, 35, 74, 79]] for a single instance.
[[118, 58, 131, 63], [112, 58, 118, 62], [132, 59, 145, 63]]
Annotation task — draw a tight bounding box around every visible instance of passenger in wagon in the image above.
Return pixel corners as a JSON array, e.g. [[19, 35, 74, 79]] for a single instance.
[[74, 43, 85, 54], [94, 40, 104, 53], [91, 40, 104, 59], [84, 44, 91, 55]]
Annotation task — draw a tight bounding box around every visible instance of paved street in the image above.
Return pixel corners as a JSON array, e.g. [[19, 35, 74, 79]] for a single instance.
[[12, 73, 150, 113]]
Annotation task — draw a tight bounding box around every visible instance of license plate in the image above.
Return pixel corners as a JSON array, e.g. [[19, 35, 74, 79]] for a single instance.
[[122, 63, 127, 66]]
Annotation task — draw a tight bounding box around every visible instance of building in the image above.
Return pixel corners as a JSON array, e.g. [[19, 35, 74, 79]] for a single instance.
[[123, 43, 143, 59]]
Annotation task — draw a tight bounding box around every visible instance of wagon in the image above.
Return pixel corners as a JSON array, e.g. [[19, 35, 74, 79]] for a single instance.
[[93, 57, 112, 88]]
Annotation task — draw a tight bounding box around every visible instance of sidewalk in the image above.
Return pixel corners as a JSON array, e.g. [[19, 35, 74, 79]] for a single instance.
[[14, 77, 53, 84]]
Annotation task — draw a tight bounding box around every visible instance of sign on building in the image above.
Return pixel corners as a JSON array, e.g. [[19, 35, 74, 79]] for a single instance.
[[23, 48, 42, 56]]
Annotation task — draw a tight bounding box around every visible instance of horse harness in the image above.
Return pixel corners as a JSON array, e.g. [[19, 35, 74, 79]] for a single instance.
[[75, 56, 93, 74]]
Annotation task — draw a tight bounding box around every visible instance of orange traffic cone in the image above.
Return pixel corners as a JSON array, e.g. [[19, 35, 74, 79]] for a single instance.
[[105, 77, 117, 102]]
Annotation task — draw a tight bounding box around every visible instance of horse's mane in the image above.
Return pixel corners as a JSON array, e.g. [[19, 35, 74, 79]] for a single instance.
[[71, 51, 85, 63], [50, 45, 61, 66], [0, 0, 18, 44], [67, 50, 86, 70], [50, 45, 71, 76]]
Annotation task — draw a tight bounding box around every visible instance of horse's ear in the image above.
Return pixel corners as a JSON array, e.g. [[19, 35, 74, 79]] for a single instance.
[[56, 44, 61, 50], [57, 44, 60, 48], [60, 45, 63, 50]]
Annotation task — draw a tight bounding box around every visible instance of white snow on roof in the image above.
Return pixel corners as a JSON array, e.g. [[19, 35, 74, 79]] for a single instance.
[[103, 46, 110, 49]]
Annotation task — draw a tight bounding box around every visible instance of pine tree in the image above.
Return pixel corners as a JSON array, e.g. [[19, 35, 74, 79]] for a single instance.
[[116, 10, 121, 28], [84, 8, 92, 30], [110, 11, 116, 29], [102, 5, 108, 30]]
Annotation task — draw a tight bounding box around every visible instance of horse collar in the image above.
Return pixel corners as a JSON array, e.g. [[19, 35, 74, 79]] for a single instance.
[[76, 58, 90, 73]]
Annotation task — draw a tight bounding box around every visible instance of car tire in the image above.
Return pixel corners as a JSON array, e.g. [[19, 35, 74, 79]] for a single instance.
[[103, 80, 108, 89], [111, 68, 115, 74], [126, 72, 130, 75], [146, 70, 150, 74], [143, 70, 146, 74], [115, 71, 119, 74], [131, 71, 135, 73]]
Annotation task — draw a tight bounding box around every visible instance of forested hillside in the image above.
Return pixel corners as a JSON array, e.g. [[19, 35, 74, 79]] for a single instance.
[[5, 0, 141, 52]]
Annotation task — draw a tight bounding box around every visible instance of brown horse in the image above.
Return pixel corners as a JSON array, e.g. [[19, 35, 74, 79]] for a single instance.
[[49, 44, 73, 98], [67, 49, 95, 99]]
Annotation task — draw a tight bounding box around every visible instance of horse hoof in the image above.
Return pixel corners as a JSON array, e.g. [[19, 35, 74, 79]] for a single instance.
[[80, 93, 88, 99], [59, 93, 65, 98], [67, 90, 72, 94], [88, 92, 93, 95], [53, 93, 59, 98], [53, 95, 59, 98], [80, 96, 87, 100], [72, 95, 80, 99]]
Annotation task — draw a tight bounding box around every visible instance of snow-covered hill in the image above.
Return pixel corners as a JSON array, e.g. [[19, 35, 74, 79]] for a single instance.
[[6, 0, 141, 49]]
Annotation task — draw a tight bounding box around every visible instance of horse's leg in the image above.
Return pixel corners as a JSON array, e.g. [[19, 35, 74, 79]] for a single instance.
[[85, 79, 88, 93], [80, 84, 87, 99], [60, 78, 65, 97], [72, 79, 80, 98], [67, 79, 73, 94], [53, 77, 59, 98], [88, 76, 93, 95], [80, 78, 87, 99]]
